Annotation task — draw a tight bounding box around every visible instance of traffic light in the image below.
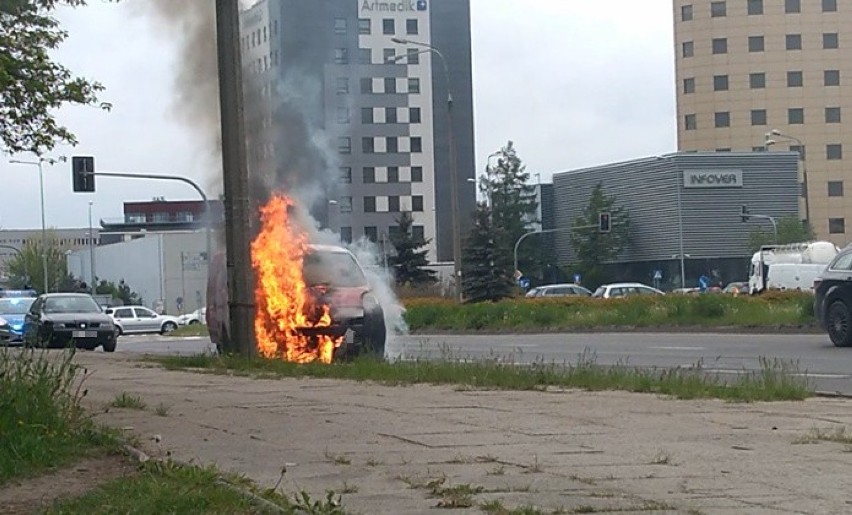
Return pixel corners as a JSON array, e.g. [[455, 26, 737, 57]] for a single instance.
[[599, 212, 611, 233], [740, 205, 750, 223], [72, 156, 95, 192]]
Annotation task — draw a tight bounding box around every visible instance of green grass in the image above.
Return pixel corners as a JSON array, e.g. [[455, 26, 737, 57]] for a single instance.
[[171, 324, 210, 337], [0, 348, 117, 486], [403, 292, 816, 332], [150, 352, 812, 402], [110, 392, 147, 410]]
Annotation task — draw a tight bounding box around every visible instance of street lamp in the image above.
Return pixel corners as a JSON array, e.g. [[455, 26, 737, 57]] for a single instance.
[[765, 129, 810, 225], [390, 37, 463, 303], [88, 201, 96, 295], [9, 155, 67, 293], [675, 169, 686, 289]]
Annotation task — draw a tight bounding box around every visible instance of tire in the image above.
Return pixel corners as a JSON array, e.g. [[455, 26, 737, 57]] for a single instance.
[[114, 326, 122, 338], [102, 338, 117, 353], [361, 310, 386, 359], [827, 300, 852, 347], [161, 322, 178, 335], [189, 320, 200, 326]]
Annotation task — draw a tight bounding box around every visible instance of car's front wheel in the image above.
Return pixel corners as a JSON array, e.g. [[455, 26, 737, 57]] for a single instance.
[[102, 338, 117, 353], [161, 322, 178, 335], [361, 310, 386, 359], [827, 300, 852, 347]]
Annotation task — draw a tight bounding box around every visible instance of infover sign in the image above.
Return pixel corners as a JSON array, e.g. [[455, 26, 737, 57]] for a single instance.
[[682, 169, 743, 189], [361, 0, 428, 12]]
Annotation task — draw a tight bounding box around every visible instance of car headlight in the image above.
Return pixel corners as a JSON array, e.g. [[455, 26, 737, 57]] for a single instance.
[[362, 294, 380, 312], [0, 317, 8, 328]]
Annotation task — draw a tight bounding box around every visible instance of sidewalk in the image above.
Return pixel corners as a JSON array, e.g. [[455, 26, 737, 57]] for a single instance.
[[78, 353, 852, 514]]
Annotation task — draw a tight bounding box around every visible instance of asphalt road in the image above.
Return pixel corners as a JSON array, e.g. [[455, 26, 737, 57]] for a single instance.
[[110, 331, 852, 394]]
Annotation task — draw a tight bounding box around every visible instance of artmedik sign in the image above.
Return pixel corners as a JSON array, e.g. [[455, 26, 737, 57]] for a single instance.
[[361, 0, 428, 12], [683, 170, 743, 189]]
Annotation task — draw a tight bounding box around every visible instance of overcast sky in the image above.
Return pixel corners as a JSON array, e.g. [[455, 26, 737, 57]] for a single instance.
[[0, 0, 675, 229]]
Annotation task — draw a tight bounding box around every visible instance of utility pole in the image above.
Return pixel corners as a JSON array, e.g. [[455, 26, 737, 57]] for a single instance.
[[215, 0, 255, 357]]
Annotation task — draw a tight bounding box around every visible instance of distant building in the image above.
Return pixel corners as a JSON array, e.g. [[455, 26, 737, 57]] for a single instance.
[[0, 228, 100, 281], [99, 199, 223, 245]]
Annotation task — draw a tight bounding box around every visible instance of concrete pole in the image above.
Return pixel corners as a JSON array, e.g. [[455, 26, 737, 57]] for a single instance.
[[88, 201, 96, 295], [38, 160, 49, 293]]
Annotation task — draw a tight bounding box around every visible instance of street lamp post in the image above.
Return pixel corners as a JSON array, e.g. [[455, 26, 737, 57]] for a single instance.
[[675, 170, 686, 289], [765, 129, 810, 225], [9, 156, 66, 293], [390, 37, 463, 303], [88, 201, 96, 295]]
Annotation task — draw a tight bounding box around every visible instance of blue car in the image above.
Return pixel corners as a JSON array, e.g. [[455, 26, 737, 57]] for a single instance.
[[0, 297, 36, 344]]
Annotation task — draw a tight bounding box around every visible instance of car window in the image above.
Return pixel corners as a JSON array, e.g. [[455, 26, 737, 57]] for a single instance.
[[592, 287, 605, 298], [43, 296, 102, 314], [29, 299, 42, 315], [637, 287, 657, 295], [303, 251, 367, 288], [609, 288, 624, 297], [134, 308, 157, 318], [829, 253, 852, 271], [550, 287, 571, 296], [0, 298, 35, 315], [114, 308, 133, 318]]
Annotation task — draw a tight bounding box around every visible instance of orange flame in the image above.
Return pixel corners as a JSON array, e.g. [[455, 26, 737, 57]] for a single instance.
[[251, 194, 342, 364]]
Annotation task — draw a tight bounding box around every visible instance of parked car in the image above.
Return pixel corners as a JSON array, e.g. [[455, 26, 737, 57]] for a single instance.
[[22, 293, 117, 352], [0, 297, 36, 344], [178, 307, 206, 326], [723, 282, 748, 295], [814, 248, 852, 347], [592, 283, 664, 299], [106, 305, 182, 335], [525, 283, 591, 298]]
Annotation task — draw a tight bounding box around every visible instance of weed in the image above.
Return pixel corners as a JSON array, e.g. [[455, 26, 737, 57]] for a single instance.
[[110, 392, 146, 410], [794, 426, 852, 445], [650, 451, 673, 465], [569, 474, 597, 485], [366, 457, 382, 467], [431, 482, 484, 508], [487, 464, 506, 475], [291, 490, 346, 514], [154, 403, 170, 417], [323, 449, 351, 466], [480, 500, 549, 515], [340, 481, 359, 494], [526, 454, 543, 473]]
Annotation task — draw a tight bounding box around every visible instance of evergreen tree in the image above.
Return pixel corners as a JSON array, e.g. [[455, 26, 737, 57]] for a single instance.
[[388, 211, 436, 286], [569, 183, 630, 288], [461, 203, 513, 303]]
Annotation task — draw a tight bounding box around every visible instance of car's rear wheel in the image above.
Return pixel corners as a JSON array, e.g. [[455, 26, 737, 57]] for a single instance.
[[827, 300, 852, 347], [161, 322, 178, 335]]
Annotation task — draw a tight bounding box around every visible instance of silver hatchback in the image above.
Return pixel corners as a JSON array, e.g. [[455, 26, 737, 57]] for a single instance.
[[106, 306, 182, 335]]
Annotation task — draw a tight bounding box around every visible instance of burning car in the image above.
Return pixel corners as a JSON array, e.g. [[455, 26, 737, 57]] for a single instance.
[[207, 195, 386, 363]]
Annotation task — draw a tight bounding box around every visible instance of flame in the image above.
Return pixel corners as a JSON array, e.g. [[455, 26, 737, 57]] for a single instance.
[[251, 194, 343, 364]]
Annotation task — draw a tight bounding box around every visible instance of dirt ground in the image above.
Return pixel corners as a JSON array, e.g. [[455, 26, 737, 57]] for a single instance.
[[14, 352, 852, 514]]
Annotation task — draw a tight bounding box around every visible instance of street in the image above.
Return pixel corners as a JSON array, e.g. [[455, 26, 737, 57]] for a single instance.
[[113, 331, 852, 394]]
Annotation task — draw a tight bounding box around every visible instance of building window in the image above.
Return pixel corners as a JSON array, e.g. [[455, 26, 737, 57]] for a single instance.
[[681, 4, 693, 21], [386, 137, 398, 153], [382, 18, 395, 35], [364, 226, 378, 242], [712, 38, 727, 54], [359, 48, 372, 65], [711, 1, 726, 17], [407, 48, 420, 65], [334, 48, 348, 64], [334, 18, 347, 35], [750, 72, 766, 89], [388, 196, 400, 213], [825, 70, 841, 86], [336, 107, 350, 124], [336, 77, 349, 94], [685, 114, 697, 130], [384, 77, 396, 94], [829, 181, 844, 197], [408, 78, 420, 94], [714, 112, 730, 128], [411, 166, 423, 183], [340, 167, 352, 184], [713, 75, 729, 91], [824, 33, 839, 49], [747, 0, 763, 15], [362, 137, 374, 154], [364, 197, 377, 213], [360, 77, 373, 94], [358, 18, 371, 35], [785, 0, 800, 13], [682, 41, 694, 58], [410, 137, 422, 153], [826, 107, 842, 123], [787, 71, 803, 87], [383, 48, 396, 63], [338, 137, 351, 154], [790, 145, 806, 161], [752, 146, 767, 152], [363, 167, 376, 183], [683, 77, 695, 94], [788, 108, 804, 124], [786, 34, 802, 50], [340, 227, 353, 244], [388, 167, 399, 183], [751, 109, 767, 126], [412, 196, 424, 212], [406, 19, 418, 35], [412, 225, 425, 241], [823, 0, 837, 12], [748, 36, 764, 52], [361, 107, 373, 124], [829, 218, 845, 234], [385, 107, 397, 124], [716, 148, 732, 152], [337, 196, 352, 214], [410, 107, 421, 123], [827, 144, 843, 160]]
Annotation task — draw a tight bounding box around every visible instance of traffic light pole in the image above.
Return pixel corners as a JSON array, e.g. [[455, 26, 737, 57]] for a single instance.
[[513, 224, 597, 284]]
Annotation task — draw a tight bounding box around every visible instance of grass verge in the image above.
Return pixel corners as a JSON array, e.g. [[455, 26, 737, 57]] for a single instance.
[[0, 348, 117, 486], [150, 353, 812, 402], [171, 324, 210, 337]]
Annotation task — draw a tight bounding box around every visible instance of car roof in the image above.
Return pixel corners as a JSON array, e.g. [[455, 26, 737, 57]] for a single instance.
[[602, 283, 654, 288], [40, 293, 93, 298], [539, 283, 584, 288], [307, 243, 352, 254]]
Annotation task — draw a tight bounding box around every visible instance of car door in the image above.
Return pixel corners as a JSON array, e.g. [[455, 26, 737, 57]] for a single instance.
[[23, 298, 43, 341], [112, 308, 136, 333], [133, 307, 160, 332]]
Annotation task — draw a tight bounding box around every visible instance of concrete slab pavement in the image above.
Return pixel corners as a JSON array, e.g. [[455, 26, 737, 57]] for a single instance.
[[76, 353, 852, 514]]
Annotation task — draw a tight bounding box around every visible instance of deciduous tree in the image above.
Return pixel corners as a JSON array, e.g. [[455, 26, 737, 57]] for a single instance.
[[569, 182, 630, 288], [747, 216, 815, 252]]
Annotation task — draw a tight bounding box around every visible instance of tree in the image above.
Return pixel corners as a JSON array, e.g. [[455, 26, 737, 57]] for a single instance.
[[96, 279, 143, 306], [747, 216, 815, 252], [480, 141, 541, 281], [461, 203, 513, 303], [388, 211, 436, 287], [4, 234, 73, 293], [1, 0, 112, 155], [569, 183, 630, 288]]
